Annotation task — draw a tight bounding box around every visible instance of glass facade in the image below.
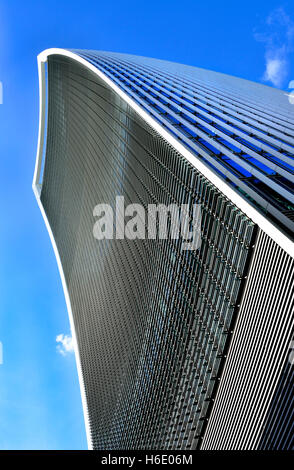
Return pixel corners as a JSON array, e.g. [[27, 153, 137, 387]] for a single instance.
[[72, 50, 294, 238], [40, 56, 255, 449], [35, 50, 294, 450]]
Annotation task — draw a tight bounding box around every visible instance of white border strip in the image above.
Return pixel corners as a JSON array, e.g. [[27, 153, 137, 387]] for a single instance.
[[32, 48, 294, 448]]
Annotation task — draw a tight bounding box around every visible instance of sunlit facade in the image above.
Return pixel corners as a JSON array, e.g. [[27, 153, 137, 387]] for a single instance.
[[33, 49, 294, 450]]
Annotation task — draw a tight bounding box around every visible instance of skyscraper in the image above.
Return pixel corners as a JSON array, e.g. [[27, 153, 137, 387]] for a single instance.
[[33, 49, 294, 450]]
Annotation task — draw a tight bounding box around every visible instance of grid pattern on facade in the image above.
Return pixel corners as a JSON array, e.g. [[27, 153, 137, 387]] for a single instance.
[[70, 50, 294, 238], [40, 56, 255, 450]]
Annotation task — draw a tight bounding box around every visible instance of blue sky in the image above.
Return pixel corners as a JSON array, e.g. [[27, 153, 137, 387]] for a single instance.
[[0, 0, 294, 450]]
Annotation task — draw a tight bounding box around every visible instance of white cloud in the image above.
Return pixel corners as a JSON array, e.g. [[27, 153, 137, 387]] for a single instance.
[[56, 334, 74, 356], [254, 7, 294, 88], [263, 52, 287, 87]]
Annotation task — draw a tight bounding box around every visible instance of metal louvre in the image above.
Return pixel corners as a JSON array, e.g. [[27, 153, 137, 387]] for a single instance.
[[258, 359, 294, 450], [40, 56, 255, 450], [202, 230, 294, 449], [34, 49, 294, 451]]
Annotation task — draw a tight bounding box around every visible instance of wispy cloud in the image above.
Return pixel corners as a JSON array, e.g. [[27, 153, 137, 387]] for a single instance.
[[254, 7, 294, 88], [263, 51, 287, 87], [56, 334, 74, 356]]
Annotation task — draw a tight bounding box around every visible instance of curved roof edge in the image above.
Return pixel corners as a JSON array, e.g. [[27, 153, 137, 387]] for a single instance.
[[34, 48, 294, 259]]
